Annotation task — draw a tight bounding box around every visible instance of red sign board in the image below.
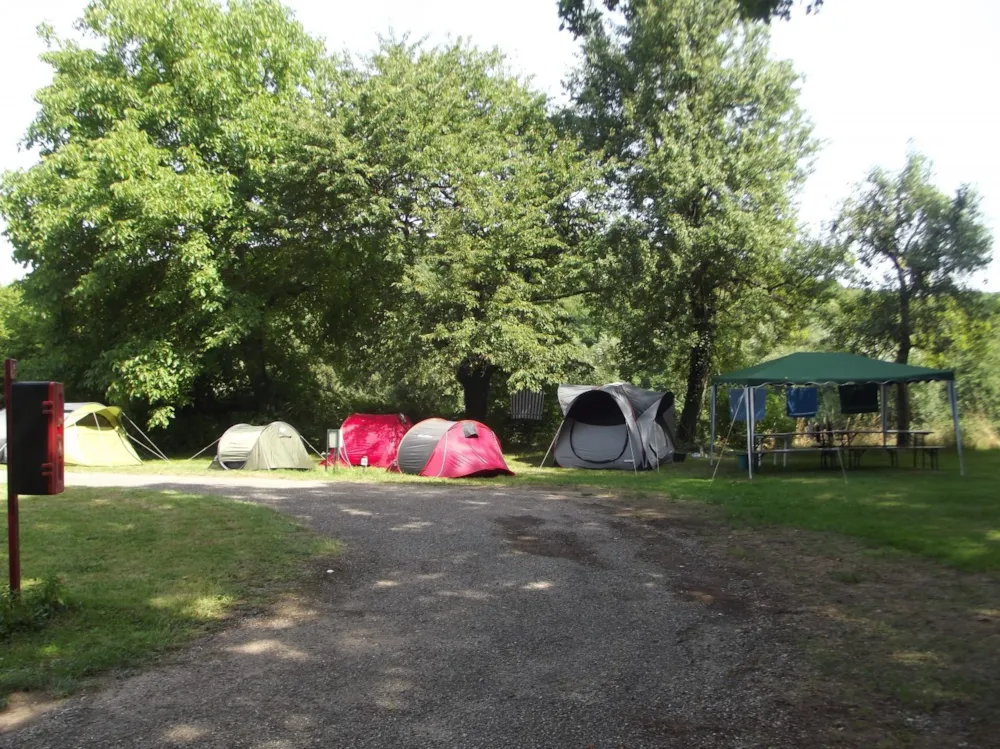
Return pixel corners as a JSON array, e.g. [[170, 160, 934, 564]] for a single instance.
[[9, 381, 65, 495], [5, 359, 65, 592]]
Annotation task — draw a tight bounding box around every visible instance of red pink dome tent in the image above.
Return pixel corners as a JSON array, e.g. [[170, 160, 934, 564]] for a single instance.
[[393, 418, 514, 478], [325, 413, 412, 468]]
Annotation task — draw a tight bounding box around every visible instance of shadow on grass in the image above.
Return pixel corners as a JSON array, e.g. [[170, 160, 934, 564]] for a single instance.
[[0, 488, 337, 702]]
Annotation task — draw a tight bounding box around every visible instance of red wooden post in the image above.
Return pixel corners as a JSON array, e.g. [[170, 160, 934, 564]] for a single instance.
[[5, 358, 19, 593]]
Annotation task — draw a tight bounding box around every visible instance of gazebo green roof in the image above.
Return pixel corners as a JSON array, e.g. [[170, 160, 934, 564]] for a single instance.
[[711, 352, 954, 387]]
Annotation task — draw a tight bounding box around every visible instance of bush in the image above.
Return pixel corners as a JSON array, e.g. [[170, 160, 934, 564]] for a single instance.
[[0, 576, 70, 638]]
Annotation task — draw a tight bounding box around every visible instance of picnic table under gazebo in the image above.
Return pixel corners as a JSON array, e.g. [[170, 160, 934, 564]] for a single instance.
[[708, 352, 964, 478]]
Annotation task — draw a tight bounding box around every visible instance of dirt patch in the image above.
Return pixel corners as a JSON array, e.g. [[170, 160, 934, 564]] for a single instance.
[[676, 581, 749, 617], [594, 494, 1000, 748], [493, 514, 605, 568], [0, 694, 62, 734], [603, 509, 753, 618]]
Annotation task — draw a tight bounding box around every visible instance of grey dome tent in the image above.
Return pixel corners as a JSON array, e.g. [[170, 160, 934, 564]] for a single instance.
[[542, 384, 678, 471], [211, 422, 314, 471]]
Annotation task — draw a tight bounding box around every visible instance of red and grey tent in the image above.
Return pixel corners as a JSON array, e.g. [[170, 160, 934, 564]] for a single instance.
[[393, 418, 514, 478], [324, 413, 412, 468]]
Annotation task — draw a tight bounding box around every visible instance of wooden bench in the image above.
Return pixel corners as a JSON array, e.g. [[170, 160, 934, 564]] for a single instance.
[[882, 445, 941, 470], [754, 444, 942, 471], [754, 447, 844, 470]]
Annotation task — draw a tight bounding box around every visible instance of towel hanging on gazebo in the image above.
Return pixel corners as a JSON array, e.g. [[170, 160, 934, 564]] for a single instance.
[[729, 387, 766, 422], [786, 386, 819, 418]]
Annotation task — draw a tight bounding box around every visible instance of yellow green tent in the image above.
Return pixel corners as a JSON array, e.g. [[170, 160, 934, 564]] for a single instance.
[[62, 403, 142, 467], [1, 402, 143, 467]]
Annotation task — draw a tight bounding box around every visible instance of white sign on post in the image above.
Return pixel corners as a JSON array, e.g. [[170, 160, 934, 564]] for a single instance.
[[326, 429, 343, 471], [327, 429, 343, 451]]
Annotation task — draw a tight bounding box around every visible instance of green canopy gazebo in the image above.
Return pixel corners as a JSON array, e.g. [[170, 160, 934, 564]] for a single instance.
[[709, 352, 963, 478]]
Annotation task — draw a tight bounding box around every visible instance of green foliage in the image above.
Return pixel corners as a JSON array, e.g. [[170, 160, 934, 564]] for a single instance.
[[0, 0, 328, 427], [734, 0, 824, 21], [0, 576, 70, 639], [819, 286, 1000, 445], [824, 151, 994, 435], [337, 42, 603, 413], [0, 283, 61, 381], [826, 151, 992, 364], [1, 2, 602, 433], [561, 0, 822, 441], [557, 0, 824, 35]]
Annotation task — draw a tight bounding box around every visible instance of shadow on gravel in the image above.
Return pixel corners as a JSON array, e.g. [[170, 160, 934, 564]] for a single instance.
[[2, 479, 807, 749]]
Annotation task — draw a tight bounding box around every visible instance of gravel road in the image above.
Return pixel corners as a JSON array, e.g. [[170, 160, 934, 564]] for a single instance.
[[3, 473, 800, 748]]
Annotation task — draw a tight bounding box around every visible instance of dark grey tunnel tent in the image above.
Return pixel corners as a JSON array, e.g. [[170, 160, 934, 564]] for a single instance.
[[542, 383, 678, 471]]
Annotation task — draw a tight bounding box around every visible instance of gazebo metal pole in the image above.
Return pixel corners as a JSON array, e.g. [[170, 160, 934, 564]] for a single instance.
[[948, 380, 965, 476], [880, 383, 888, 447], [745, 387, 754, 480], [709, 385, 717, 465]]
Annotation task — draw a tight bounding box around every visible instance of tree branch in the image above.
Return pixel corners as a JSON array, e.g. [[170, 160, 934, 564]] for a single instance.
[[530, 286, 606, 304]]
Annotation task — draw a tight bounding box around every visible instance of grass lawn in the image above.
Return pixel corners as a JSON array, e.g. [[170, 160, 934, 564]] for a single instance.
[[47, 447, 1000, 572], [0, 488, 338, 706], [508, 448, 1000, 573]]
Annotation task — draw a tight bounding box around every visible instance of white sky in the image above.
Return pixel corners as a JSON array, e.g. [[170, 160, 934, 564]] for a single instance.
[[1, 0, 997, 289]]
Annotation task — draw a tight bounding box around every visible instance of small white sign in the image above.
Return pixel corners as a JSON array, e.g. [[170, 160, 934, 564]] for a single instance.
[[327, 429, 343, 451]]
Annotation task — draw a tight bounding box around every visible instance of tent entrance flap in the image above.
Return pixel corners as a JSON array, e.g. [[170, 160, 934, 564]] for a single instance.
[[569, 421, 629, 465], [566, 391, 627, 426]]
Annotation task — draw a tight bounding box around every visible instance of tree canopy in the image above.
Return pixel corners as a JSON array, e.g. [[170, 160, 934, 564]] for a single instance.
[[1, 0, 995, 454], [0, 0, 603, 431], [557, 0, 824, 34], [0, 0, 328, 426], [337, 43, 603, 420], [824, 151, 992, 436], [560, 0, 819, 443]]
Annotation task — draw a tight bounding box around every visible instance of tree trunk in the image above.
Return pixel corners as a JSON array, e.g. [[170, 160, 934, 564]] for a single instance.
[[254, 328, 271, 413], [457, 358, 495, 422], [895, 290, 912, 445], [678, 299, 715, 447]]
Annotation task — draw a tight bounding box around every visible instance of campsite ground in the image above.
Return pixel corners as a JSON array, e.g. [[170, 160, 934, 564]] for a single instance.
[[1, 454, 999, 747], [47, 447, 1000, 571], [0, 486, 338, 709]]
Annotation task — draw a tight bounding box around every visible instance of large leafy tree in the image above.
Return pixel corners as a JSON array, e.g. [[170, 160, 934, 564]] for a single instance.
[[0, 0, 329, 426], [294, 42, 602, 420], [558, 0, 824, 30], [561, 0, 817, 443], [826, 152, 993, 436]]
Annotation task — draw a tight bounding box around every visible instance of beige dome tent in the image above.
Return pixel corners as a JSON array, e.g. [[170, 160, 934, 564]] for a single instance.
[[1, 402, 142, 467], [211, 422, 314, 471]]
